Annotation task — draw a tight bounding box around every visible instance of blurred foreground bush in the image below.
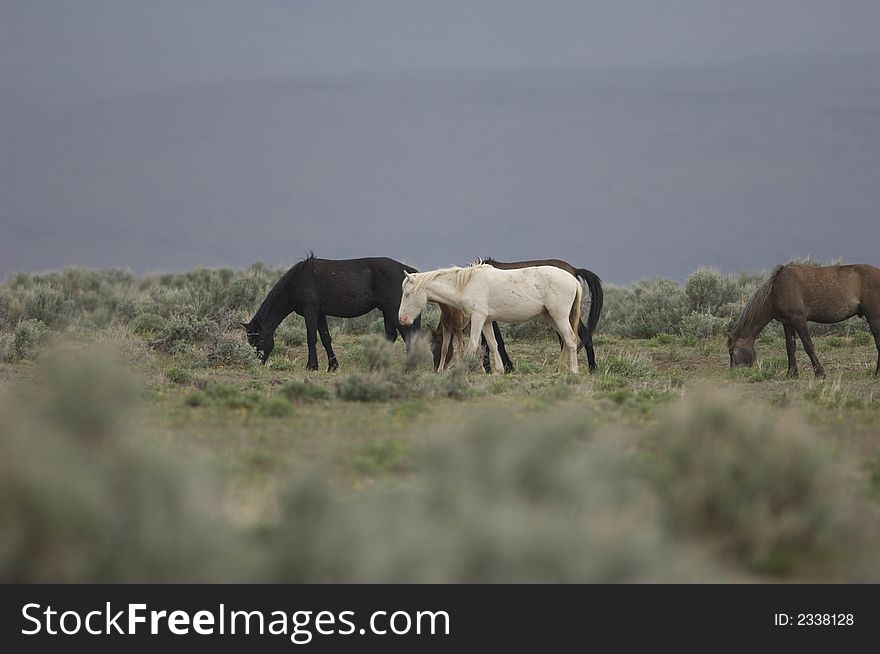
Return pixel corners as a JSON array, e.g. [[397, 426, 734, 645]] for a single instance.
[[3, 350, 880, 582], [0, 350, 247, 582]]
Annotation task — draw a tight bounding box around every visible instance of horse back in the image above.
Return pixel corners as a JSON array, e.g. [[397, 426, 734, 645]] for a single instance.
[[486, 258, 578, 277], [307, 257, 413, 317], [482, 265, 578, 300], [773, 264, 874, 322]]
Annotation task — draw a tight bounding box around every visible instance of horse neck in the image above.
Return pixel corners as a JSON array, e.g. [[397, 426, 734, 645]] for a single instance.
[[255, 283, 298, 334], [422, 273, 466, 309], [732, 300, 773, 345]]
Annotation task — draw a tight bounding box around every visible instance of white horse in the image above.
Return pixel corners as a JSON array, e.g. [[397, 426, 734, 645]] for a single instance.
[[398, 264, 582, 373]]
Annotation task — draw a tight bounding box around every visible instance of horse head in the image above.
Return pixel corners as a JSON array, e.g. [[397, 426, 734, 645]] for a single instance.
[[242, 319, 273, 364], [398, 272, 427, 326], [727, 332, 756, 368]]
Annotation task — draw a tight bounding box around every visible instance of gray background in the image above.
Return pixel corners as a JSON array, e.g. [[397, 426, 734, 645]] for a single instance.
[[2, 1, 879, 283]]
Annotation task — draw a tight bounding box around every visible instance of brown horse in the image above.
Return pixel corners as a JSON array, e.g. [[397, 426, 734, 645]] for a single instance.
[[429, 303, 468, 371], [728, 263, 880, 377]]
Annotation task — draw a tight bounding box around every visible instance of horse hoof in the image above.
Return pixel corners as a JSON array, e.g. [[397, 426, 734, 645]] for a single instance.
[[787, 369, 799, 378], [327, 362, 339, 373], [306, 363, 319, 372], [815, 369, 826, 379]]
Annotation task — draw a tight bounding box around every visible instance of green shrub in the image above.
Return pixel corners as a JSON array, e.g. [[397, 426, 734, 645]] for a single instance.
[[131, 312, 168, 336], [820, 336, 846, 350], [206, 332, 260, 367], [645, 397, 876, 576], [13, 319, 48, 361], [617, 279, 688, 338], [0, 332, 14, 362], [205, 383, 259, 409], [165, 367, 193, 385], [351, 438, 411, 475], [259, 396, 295, 417], [403, 334, 433, 373], [680, 311, 729, 339], [337, 310, 383, 335], [184, 390, 208, 407], [336, 373, 395, 402], [438, 361, 472, 400], [279, 380, 330, 402], [152, 311, 216, 350], [265, 410, 716, 582], [17, 284, 75, 329], [504, 319, 551, 340], [0, 351, 245, 581], [685, 269, 740, 314], [359, 335, 395, 371], [599, 351, 654, 378], [276, 321, 306, 348]]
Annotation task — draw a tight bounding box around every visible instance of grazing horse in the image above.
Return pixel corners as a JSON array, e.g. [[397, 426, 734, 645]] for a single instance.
[[399, 264, 582, 373], [243, 254, 420, 370], [429, 304, 468, 371], [728, 263, 880, 378]]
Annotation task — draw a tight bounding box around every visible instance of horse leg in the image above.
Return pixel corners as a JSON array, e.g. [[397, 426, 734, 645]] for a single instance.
[[454, 328, 465, 367], [493, 322, 514, 373], [578, 321, 597, 373], [793, 321, 825, 378], [481, 323, 504, 374], [874, 329, 880, 376], [438, 327, 451, 372], [317, 313, 338, 372], [303, 307, 320, 371], [549, 311, 578, 374], [468, 314, 488, 372], [480, 333, 492, 373], [381, 311, 399, 343], [556, 330, 567, 370], [783, 323, 798, 378], [865, 313, 880, 375]]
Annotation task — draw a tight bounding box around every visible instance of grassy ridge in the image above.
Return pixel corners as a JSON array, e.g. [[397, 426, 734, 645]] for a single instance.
[[1, 264, 879, 582]]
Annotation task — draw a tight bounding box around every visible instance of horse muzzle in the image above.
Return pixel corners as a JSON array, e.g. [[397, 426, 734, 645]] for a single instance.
[[398, 314, 412, 326]]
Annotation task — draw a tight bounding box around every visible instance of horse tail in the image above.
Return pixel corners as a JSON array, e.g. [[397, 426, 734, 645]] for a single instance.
[[576, 268, 603, 337], [569, 281, 583, 340]]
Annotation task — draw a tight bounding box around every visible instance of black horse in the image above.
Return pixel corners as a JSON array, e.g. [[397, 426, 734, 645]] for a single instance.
[[243, 254, 421, 370]]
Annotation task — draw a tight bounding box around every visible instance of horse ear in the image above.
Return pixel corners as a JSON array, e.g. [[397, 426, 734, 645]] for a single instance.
[[404, 271, 414, 281]]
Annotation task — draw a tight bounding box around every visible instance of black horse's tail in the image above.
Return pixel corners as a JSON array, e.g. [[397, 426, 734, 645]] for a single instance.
[[576, 268, 603, 337]]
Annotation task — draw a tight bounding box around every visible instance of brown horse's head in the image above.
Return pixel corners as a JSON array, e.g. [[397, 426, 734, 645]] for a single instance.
[[727, 333, 756, 368]]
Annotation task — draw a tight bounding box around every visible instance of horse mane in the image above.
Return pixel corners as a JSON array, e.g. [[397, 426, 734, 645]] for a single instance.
[[729, 264, 784, 338], [411, 263, 487, 295], [254, 252, 315, 324]]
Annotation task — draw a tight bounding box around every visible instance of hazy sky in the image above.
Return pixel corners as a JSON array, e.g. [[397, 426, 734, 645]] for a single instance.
[[3, 1, 879, 282]]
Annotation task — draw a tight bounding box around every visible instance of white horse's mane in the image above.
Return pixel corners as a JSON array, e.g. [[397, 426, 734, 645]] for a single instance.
[[409, 263, 489, 294]]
